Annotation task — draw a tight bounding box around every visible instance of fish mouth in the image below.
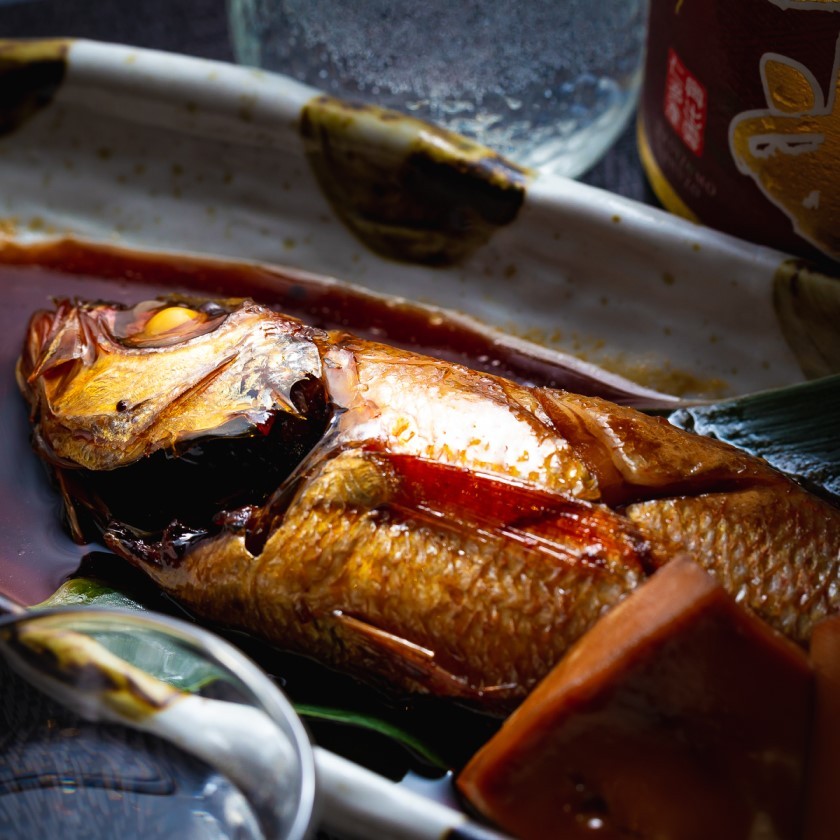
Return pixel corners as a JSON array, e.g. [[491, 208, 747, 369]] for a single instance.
[[68, 373, 331, 544], [56, 371, 333, 567]]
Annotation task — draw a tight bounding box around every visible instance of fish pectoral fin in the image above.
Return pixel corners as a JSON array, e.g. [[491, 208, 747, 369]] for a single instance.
[[54, 469, 86, 544], [331, 611, 510, 701]]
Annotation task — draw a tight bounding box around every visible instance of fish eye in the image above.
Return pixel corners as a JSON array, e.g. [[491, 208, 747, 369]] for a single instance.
[[115, 301, 228, 348], [142, 305, 203, 337]]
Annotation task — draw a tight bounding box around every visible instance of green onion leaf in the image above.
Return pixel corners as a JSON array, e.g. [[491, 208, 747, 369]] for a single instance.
[[295, 703, 448, 769]]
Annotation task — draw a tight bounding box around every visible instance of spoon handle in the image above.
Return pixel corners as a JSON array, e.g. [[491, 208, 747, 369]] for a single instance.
[[315, 746, 511, 840], [0, 592, 25, 615]]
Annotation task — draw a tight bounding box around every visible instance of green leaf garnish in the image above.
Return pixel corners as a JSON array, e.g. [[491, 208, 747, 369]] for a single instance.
[[33, 577, 149, 612], [668, 374, 840, 500], [295, 703, 448, 770], [32, 577, 224, 692]]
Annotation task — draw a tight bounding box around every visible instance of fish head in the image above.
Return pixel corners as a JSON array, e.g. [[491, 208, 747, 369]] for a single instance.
[[19, 296, 331, 540]]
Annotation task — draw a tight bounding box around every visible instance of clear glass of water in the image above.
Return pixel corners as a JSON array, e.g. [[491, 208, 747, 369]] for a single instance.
[[228, 0, 649, 178]]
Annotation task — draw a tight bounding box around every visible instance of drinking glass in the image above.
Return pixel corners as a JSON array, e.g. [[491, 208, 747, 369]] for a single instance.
[[228, 0, 649, 177]]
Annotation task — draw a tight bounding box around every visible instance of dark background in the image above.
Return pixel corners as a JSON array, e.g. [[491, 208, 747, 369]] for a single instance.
[[0, 0, 656, 203]]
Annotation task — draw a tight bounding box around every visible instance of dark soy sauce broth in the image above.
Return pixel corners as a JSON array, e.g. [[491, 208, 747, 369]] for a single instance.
[[0, 241, 648, 800]]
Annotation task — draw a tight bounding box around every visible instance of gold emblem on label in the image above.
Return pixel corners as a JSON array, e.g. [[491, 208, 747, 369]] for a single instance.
[[730, 36, 840, 260]]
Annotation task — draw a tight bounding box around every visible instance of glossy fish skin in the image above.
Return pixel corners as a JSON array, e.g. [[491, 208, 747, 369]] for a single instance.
[[19, 298, 840, 709]]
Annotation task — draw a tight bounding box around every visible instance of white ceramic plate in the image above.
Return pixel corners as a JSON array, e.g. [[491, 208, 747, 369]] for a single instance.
[[1, 38, 838, 400]]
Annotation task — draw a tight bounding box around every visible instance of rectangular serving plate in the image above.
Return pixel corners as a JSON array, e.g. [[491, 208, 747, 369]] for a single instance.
[[0, 37, 837, 401]]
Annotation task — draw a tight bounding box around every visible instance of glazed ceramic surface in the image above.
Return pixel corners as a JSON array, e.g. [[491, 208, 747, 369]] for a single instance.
[[1, 38, 838, 398]]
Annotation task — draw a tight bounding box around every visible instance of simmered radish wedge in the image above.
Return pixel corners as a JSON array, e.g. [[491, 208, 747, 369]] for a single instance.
[[457, 558, 813, 840], [805, 614, 840, 840]]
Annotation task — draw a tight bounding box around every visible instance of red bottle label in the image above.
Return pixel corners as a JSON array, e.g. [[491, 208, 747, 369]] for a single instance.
[[663, 48, 708, 157]]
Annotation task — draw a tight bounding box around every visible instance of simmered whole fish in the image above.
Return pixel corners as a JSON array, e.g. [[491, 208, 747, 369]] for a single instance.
[[17, 297, 840, 709]]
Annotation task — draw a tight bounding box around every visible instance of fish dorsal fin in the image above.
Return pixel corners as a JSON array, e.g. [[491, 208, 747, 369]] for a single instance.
[[369, 451, 653, 576], [286, 447, 654, 579]]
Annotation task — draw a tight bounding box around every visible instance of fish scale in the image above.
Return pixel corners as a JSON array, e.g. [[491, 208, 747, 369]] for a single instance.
[[627, 488, 840, 643]]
